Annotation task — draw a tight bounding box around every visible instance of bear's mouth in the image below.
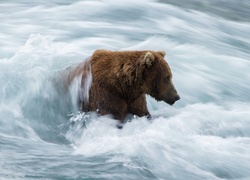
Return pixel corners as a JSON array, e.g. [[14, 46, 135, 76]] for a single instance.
[[169, 101, 175, 106]]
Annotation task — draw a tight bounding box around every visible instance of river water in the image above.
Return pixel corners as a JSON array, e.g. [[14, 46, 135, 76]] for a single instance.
[[0, 0, 250, 179]]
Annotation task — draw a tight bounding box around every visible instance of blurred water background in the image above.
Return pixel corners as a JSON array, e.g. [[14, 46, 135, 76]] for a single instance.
[[0, 0, 250, 179]]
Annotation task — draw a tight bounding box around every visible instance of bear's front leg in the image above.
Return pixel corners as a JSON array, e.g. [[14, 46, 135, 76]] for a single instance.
[[98, 102, 128, 123], [90, 87, 128, 123], [128, 94, 150, 118]]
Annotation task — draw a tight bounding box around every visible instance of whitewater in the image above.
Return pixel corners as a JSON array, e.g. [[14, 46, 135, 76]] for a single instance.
[[0, 0, 250, 179]]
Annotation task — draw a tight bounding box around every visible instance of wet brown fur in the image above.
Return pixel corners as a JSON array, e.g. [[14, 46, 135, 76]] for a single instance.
[[64, 50, 179, 122]]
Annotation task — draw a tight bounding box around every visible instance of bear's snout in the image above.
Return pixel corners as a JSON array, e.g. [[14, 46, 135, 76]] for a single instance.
[[164, 90, 180, 105], [168, 95, 180, 106], [171, 94, 180, 105], [163, 80, 180, 106], [175, 95, 180, 101]]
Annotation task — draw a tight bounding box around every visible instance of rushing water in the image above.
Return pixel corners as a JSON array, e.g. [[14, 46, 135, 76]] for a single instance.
[[1, 0, 250, 179]]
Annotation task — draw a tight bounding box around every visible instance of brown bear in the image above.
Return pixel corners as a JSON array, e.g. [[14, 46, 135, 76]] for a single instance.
[[63, 50, 180, 123]]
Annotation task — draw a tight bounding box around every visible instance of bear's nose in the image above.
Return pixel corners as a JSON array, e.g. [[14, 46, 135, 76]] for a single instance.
[[175, 95, 180, 101]]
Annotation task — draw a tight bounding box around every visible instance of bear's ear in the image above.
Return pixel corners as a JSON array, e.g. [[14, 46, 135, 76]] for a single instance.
[[158, 51, 166, 57], [144, 52, 155, 67]]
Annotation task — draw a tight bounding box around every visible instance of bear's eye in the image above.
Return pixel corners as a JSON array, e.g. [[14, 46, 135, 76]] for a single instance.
[[163, 75, 170, 82]]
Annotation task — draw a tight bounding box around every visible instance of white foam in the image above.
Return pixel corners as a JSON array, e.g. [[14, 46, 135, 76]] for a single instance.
[[70, 102, 250, 178]]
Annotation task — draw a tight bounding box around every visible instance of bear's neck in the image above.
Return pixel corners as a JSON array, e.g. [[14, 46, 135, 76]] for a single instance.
[[117, 83, 145, 102]]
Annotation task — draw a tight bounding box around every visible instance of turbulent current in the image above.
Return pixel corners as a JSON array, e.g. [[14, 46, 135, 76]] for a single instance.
[[0, 0, 250, 179]]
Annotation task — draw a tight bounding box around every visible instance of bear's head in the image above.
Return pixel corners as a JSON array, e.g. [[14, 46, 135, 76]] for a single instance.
[[143, 51, 180, 105]]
